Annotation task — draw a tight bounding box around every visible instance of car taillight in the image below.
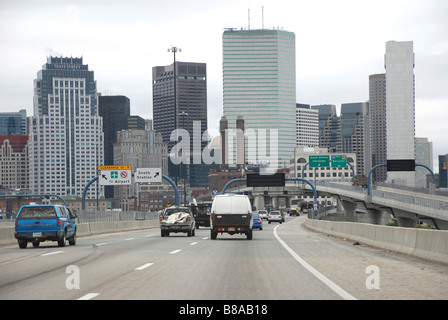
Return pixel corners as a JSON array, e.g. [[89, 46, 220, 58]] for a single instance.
[[159, 216, 163, 221], [258, 219, 261, 223], [269, 216, 271, 219], [15, 220, 18, 227], [188, 216, 191, 221], [57, 219, 61, 226]]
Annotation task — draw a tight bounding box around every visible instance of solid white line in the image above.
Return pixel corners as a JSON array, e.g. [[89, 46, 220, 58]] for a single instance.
[[77, 293, 100, 300], [273, 224, 357, 300], [169, 249, 181, 254], [135, 263, 154, 271], [41, 251, 63, 256]]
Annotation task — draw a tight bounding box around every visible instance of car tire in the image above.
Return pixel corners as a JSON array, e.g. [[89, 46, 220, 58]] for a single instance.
[[18, 240, 27, 249], [32, 241, 40, 247], [211, 230, 217, 240], [246, 230, 253, 240], [68, 231, 76, 246], [58, 231, 66, 247]]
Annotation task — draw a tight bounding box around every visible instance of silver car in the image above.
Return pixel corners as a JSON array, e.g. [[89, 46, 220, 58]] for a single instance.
[[268, 211, 282, 224]]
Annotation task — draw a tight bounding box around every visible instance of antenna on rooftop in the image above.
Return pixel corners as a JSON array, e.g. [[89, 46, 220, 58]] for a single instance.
[[262, 6, 264, 29], [248, 8, 250, 30]]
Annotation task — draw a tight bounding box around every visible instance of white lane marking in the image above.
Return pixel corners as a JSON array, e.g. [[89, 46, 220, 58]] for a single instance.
[[135, 263, 154, 271], [125, 238, 134, 241], [77, 293, 100, 300], [190, 242, 198, 246], [41, 251, 63, 256], [144, 234, 154, 237], [202, 237, 208, 240], [169, 249, 182, 254], [273, 224, 357, 300], [95, 243, 107, 246]]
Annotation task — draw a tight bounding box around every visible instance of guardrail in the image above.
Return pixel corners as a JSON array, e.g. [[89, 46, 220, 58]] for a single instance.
[[304, 218, 448, 265]]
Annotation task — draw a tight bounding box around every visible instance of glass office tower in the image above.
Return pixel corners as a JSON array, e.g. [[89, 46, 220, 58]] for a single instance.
[[222, 29, 296, 171]]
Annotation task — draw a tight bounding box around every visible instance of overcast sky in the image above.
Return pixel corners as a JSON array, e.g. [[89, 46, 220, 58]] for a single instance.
[[1, 0, 447, 172]]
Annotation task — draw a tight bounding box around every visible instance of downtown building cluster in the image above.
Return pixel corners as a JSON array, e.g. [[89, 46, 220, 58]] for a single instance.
[[1, 30, 447, 215]]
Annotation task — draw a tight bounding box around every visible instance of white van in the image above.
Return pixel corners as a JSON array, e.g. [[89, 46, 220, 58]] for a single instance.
[[210, 195, 253, 240]]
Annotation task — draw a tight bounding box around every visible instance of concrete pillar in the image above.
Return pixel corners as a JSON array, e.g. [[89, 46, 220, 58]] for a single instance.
[[285, 196, 291, 209], [341, 200, 358, 222], [394, 209, 417, 228], [366, 208, 382, 224], [272, 197, 278, 210], [254, 195, 265, 211]]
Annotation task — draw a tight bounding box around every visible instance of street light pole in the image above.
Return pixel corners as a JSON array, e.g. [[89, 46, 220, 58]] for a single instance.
[[168, 46, 181, 185], [179, 111, 188, 206]]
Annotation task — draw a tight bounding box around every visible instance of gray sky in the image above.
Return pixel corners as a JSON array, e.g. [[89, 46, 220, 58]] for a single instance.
[[1, 0, 447, 172]]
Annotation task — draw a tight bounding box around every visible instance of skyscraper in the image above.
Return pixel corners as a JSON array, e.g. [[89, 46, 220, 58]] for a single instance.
[[415, 137, 433, 188], [152, 61, 208, 187], [369, 73, 387, 182], [29, 57, 104, 198], [295, 104, 319, 147], [99, 95, 130, 167], [340, 102, 370, 175], [311, 104, 341, 153], [0, 109, 27, 135], [222, 29, 296, 170], [385, 41, 416, 186]]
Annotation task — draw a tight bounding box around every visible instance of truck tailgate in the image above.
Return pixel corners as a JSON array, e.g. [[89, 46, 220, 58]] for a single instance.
[[16, 219, 59, 234]]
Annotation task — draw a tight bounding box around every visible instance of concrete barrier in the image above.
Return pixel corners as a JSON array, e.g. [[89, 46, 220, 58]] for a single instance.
[[304, 219, 448, 265], [0, 220, 160, 246]]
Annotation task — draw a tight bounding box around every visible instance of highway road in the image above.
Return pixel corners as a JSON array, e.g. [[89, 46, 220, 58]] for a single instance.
[[1, 216, 447, 303]]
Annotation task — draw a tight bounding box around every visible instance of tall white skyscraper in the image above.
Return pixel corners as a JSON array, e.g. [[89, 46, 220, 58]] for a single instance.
[[385, 41, 416, 186], [222, 29, 296, 171], [29, 57, 104, 198]]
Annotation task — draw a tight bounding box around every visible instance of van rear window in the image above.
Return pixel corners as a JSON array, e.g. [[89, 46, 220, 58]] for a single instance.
[[18, 207, 58, 219]]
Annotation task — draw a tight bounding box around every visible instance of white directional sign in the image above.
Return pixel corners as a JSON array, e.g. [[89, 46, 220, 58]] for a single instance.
[[99, 165, 132, 186], [135, 168, 162, 183]]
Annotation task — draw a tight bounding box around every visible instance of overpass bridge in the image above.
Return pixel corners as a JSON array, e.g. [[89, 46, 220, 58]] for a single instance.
[[224, 179, 448, 230]]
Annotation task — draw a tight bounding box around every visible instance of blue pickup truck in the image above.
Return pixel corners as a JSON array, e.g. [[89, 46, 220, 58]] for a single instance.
[[14, 204, 77, 249]]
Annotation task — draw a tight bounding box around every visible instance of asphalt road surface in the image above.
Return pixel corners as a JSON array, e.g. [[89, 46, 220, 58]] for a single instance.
[[1, 216, 447, 301]]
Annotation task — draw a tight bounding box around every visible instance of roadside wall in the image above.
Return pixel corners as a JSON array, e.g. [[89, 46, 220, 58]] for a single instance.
[[0, 220, 159, 246], [304, 219, 448, 265]]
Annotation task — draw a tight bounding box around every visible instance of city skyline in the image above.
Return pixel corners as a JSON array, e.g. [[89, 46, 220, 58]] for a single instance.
[[1, 0, 448, 172]]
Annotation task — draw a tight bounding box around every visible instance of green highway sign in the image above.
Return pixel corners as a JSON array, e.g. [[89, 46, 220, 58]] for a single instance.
[[309, 155, 330, 168], [331, 155, 347, 168]]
